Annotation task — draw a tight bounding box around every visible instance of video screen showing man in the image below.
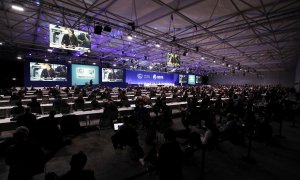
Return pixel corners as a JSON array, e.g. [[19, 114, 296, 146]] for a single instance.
[[30, 63, 67, 81], [41, 64, 56, 79], [61, 28, 78, 48], [179, 74, 187, 83], [167, 53, 180, 67], [102, 68, 123, 82], [50, 24, 91, 52]]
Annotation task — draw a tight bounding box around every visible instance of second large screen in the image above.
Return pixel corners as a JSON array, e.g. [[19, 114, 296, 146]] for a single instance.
[[72, 64, 99, 85], [102, 68, 123, 82], [49, 24, 91, 52]]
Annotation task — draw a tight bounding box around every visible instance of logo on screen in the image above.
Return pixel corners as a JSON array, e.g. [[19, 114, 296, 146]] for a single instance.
[[153, 74, 157, 80], [137, 73, 143, 79]]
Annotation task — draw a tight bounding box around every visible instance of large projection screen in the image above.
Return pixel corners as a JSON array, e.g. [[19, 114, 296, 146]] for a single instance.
[[49, 24, 91, 52], [30, 62, 67, 82], [102, 68, 123, 82], [72, 64, 99, 85]]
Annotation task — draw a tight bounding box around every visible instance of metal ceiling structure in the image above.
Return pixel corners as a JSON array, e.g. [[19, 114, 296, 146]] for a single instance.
[[0, 0, 300, 75]]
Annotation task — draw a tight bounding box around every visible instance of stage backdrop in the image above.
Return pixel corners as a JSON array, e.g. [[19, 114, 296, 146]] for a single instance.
[[126, 70, 178, 85]]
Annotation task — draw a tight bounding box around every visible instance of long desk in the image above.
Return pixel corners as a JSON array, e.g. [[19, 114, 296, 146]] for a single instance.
[[0, 101, 187, 132]]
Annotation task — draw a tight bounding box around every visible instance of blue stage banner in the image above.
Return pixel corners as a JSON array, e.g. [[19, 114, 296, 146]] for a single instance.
[[126, 70, 178, 85]]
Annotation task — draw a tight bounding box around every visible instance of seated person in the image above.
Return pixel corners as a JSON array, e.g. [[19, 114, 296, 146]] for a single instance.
[[119, 90, 130, 107], [87, 93, 96, 101], [10, 101, 25, 120], [100, 100, 118, 128], [5, 127, 44, 180], [16, 108, 36, 130], [27, 97, 41, 114], [111, 117, 144, 164], [91, 97, 100, 109], [135, 88, 142, 96], [30, 111, 64, 150], [53, 96, 70, 113], [157, 129, 183, 180], [100, 89, 111, 99], [59, 151, 95, 180], [9, 93, 21, 104], [74, 94, 85, 110]]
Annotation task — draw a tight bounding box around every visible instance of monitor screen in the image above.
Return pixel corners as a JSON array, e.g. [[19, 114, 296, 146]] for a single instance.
[[102, 68, 123, 82], [71, 64, 99, 85], [114, 123, 124, 131], [188, 75, 195, 85], [49, 24, 91, 52], [29, 62, 67, 81], [196, 76, 202, 84], [179, 74, 187, 83], [167, 53, 180, 67]]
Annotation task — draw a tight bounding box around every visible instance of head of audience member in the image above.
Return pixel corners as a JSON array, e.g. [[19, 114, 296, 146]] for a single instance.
[[13, 126, 29, 143], [31, 97, 38, 103], [70, 151, 87, 172], [15, 101, 22, 107], [24, 107, 31, 114], [164, 129, 176, 142], [49, 110, 56, 119]]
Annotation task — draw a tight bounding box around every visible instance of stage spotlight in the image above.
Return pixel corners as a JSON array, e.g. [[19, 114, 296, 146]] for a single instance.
[[103, 25, 111, 32], [17, 56, 22, 60], [155, 43, 160, 48], [94, 25, 102, 35]]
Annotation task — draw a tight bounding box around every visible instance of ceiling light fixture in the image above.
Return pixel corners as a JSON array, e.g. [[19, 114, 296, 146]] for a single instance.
[[127, 34, 133, 40], [12, 5, 24, 11]]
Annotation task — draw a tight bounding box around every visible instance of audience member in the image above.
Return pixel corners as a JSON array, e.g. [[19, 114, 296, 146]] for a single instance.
[[5, 127, 44, 180], [59, 151, 95, 180]]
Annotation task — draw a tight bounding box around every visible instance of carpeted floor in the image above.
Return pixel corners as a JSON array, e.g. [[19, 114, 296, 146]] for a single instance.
[[1, 116, 300, 180]]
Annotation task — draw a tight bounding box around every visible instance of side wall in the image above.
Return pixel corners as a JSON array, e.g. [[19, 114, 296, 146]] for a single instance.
[[294, 59, 300, 92], [209, 70, 295, 87]]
